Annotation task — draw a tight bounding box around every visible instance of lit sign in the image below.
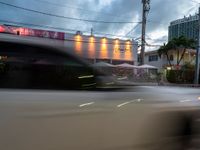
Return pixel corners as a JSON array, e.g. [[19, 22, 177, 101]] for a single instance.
[[0, 25, 64, 39]]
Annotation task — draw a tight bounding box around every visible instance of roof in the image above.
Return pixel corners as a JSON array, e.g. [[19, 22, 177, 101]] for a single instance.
[[0, 33, 89, 65], [116, 63, 138, 68], [144, 50, 158, 55], [139, 64, 158, 69]]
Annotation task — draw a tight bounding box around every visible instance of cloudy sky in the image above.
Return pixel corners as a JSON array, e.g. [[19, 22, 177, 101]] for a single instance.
[[0, 0, 199, 50]]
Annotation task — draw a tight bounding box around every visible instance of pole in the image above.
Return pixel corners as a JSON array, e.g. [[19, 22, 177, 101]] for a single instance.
[[140, 0, 150, 65], [195, 7, 200, 84]]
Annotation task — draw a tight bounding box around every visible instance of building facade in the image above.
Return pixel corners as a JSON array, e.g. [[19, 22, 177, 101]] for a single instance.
[[65, 32, 138, 65], [143, 49, 196, 71], [168, 14, 199, 43], [0, 24, 138, 65]]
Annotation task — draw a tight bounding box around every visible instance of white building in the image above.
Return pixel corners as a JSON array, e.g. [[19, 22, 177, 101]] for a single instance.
[[143, 49, 196, 71]]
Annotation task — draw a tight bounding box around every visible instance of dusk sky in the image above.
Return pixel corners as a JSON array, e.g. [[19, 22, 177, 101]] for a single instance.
[[0, 0, 199, 50]]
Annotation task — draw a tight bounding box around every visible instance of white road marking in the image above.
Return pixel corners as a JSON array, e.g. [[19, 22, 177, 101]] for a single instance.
[[117, 99, 143, 108], [79, 102, 94, 107], [180, 99, 192, 103], [117, 101, 131, 108]]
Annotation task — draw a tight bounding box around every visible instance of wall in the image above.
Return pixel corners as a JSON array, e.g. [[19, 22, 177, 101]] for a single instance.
[[64, 33, 137, 64]]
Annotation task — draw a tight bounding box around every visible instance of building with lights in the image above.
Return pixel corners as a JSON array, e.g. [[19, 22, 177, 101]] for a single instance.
[[0, 24, 138, 65]]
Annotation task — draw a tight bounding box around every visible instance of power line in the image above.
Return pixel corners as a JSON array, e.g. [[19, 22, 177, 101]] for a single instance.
[[93, 31, 133, 39], [125, 23, 141, 36], [0, 19, 134, 39], [145, 40, 162, 47], [0, 1, 140, 24], [35, 0, 125, 19], [0, 19, 85, 33]]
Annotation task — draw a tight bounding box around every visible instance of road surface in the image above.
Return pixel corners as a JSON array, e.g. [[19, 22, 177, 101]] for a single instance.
[[0, 86, 200, 150]]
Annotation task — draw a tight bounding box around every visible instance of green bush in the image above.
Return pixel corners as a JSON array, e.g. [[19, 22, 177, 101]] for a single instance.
[[166, 69, 195, 84]]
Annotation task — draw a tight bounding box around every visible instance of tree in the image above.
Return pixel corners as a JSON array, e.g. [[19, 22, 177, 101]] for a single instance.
[[158, 43, 172, 67], [158, 36, 195, 67]]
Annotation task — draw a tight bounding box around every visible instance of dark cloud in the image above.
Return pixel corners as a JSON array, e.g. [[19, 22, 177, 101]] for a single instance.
[[0, 0, 197, 47]]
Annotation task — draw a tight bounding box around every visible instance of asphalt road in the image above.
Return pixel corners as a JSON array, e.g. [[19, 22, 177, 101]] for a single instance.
[[0, 86, 200, 150]]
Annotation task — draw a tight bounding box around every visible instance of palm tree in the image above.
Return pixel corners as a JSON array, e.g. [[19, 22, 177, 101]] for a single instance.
[[158, 36, 195, 67], [158, 43, 172, 67]]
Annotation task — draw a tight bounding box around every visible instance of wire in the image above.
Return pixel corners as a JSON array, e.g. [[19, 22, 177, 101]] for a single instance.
[[0, 1, 140, 24], [0, 19, 85, 33], [0, 19, 135, 40], [145, 40, 162, 47], [35, 0, 126, 19], [125, 23, 141, 36]]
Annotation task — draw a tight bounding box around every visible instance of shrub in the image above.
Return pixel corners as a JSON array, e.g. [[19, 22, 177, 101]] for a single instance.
[[166, 69, 195, 84]]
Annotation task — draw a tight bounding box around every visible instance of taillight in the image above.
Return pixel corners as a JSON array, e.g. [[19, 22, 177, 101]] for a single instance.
[[0, 25, 5, 32]]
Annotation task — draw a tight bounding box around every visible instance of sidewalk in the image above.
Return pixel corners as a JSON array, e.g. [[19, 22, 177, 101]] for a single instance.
[[117, 80, 200, 88], [162, 82, 200, 88]]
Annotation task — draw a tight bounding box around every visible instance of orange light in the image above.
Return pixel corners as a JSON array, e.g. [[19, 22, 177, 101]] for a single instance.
[[124, 40, 132, 61], [101, 37, 107, 44], [125, 40, 131, 51], [115, 39, 119, 45], [88, 36, 95, 58], [113, 39, 121, 60], [74, 35, 82, 56], [100, 38, 108, 59]]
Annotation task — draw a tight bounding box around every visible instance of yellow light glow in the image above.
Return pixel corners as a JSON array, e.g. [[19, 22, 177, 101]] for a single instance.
[[198, 97, 200, 100], [115, 39, 119, 45], [166, 67, 172, 70], [113, 39, 121, 60], [88, 36, 95, 58], [101, 37, 107, 44], [74, 35, 82, 56], [125, 40, 131, 51], [100, 38, 108, 59], [124, 40, 132, 61]]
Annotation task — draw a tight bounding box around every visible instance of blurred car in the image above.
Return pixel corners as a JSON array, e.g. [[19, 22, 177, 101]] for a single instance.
[[0, 33, 200, 150], [0, 33, 117, 90]]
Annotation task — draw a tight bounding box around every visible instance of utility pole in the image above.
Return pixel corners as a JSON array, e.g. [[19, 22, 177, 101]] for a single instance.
[[91, 28, 93, 36], [195, 7, 200, 84], [140, 0, 150, 65]]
